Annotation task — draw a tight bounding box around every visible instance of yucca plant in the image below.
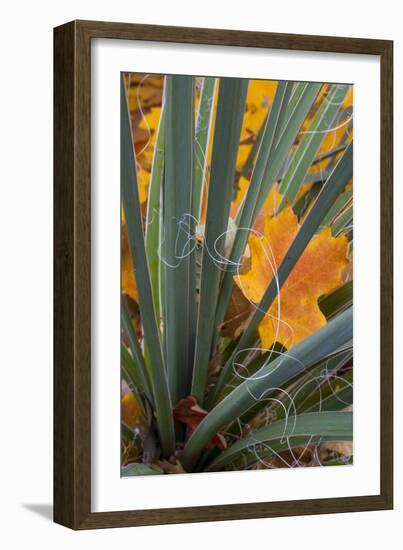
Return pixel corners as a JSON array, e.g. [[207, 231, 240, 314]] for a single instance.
[[121, 73, 353, 476]]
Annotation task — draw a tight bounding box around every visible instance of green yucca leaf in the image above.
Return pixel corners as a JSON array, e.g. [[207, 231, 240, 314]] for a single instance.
[[321, 187, 352, 228], [120, 321, 152, 409], [220, 435, 344, 471], [145, 106, 166, 324], [278, 84, 350, 205], [293, 181, 322, 217], [143, 106, 166, 374], [282, 82, 306, 121], [268, 82, 321, 188], [121, 463, 164, 476], [253, 82, 322, 219], [164, 75, 197, 404], [193, 77, 217, 219], [324, 455, 353, 467], [273, 82, 296, 145], [324, 108, 353, 174], [319, 280, 353, 319], [332, 204, 353, 236], [191, 77, 249, 403], [219, 348, 279, 401], [229, 349, 352, 432], [159, 209, 167, 354], [121, 422, 135, 445], [181, 307, 352, 470], [214, 81, 292, 347], [234, 435, 349, 471], [121, 366, 146, 418], [312, 143, 348, 166], [239, 81, 294, 179], [121, 75, 175, 457], [206, 411, 352, 471], [299, 171, 331, 185], [208, 142, 353, 407], [303, 370, 353, 413], [277, 352, 352, 418], [284, 351, 352, 414]]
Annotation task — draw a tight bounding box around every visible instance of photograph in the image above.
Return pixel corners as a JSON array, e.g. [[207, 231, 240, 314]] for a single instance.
[[0, 0, 396, 540], [120, 73, 354, 476]]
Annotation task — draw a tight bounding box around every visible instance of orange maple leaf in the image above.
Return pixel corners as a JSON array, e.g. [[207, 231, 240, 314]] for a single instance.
[[234, 205, 348, 349]]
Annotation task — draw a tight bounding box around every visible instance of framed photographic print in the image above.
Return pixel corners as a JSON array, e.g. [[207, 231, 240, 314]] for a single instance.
[[54, 20, 393, 529]]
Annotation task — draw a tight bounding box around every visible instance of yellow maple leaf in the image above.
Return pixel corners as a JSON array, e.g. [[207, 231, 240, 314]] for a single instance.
[[230, 178, 282, 228], [136, 167, 150, 204], [236, 80, 277, 171], [121, 391, 142, 429], [234, 205, 348, 349]]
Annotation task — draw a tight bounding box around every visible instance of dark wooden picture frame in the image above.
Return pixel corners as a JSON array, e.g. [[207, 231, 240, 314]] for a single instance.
[[54, 19, 393, 530]]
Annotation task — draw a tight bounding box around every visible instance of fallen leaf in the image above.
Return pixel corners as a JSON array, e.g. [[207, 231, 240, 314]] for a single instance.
[[174, 396, 227, 450], [127, 74, 163, 112], [230, 179, 283, 234], [235, 205, 348, 349], [221, 284, 254, 339], [153, 459, 186, 475], [121, 391, 142, 430], [136, 167, 150, 204], [321, 441, 353, 457], [236, 80, 277, 171], [253, 444, 322, 469], [253, 185, 284, 236]]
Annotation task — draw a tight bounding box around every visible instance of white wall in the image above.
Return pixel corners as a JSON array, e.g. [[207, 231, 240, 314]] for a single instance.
[[0, 0, 400, 547]]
